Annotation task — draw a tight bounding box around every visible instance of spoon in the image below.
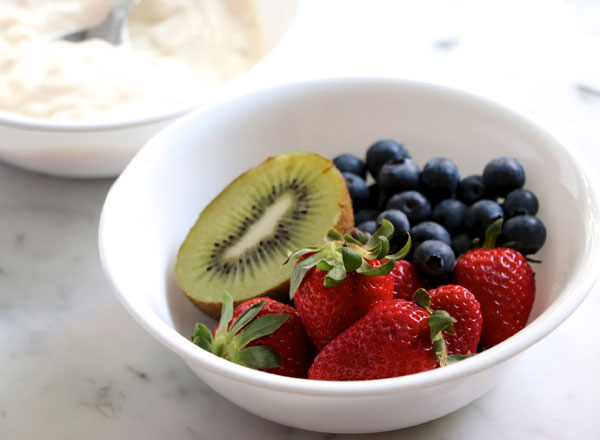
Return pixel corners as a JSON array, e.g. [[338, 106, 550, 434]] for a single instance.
[[57, 0, 136, 45]]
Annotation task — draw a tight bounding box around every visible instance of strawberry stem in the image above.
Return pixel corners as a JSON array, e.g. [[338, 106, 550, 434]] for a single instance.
[[429, 310, 457, 367], [413, 289, 463, 367], [482, 218, 503, 249]]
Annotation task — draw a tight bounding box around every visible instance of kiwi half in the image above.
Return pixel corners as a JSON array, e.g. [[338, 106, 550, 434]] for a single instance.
[[175, 152, 354, 318]]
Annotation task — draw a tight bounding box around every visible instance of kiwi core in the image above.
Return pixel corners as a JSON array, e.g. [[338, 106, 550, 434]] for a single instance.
[[224, 192, 295, 259]]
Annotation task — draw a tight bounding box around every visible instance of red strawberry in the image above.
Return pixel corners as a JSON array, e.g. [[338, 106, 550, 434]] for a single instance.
[[427, 285, 482, 355], [391, 260, 427, 300], [452, 220, 535, 348], [294, 259, 393, 351], [193, 292, 315, 378], [309, 297, 459, 381], [287, 221, 409, 350]]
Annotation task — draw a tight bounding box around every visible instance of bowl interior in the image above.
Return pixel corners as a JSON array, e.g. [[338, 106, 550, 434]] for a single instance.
[[100, 78, 599, 387]]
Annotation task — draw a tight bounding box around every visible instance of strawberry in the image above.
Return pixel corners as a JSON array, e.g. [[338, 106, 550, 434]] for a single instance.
[[452, 220, 535, 348], [287, 221, 409, 351], [391, 260, 427, 301], [293, 258, 393, 351], [291, 266, 361, 352], [193, 292, 315, 378], [426, 285, 482, 355], [309, 294, 462, 381], [353, 258, 397, 315]]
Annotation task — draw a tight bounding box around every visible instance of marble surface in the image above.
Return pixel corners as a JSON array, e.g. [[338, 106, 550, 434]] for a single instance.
[[1, 0, 599, 438]]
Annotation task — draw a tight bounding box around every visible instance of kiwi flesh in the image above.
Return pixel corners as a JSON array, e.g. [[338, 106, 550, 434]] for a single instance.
[[175, 152, 354, 318]]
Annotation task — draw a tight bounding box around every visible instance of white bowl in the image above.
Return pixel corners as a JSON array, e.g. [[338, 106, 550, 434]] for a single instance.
[[98, 77, 600, 433], [0, 0, 297, 178]]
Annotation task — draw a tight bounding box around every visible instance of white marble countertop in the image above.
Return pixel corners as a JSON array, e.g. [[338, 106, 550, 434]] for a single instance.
[[1, 0, 599, 438]]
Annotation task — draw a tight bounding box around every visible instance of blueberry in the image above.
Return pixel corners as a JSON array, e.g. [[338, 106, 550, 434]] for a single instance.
[[465, 199, 504, 238], [483, 157, 525, 197], [503, 189, 539, 218], [386, 191, 431, 223], [410, 221, 451, 248], [420, 158, 460, 201], [457, 175, 485, 205], [354, 208, 380, 225], [451, 233, 473, 256], [367, 184, 391, 210], [342, 172, 369, 210], [376, 158, 420, 192], [432, 199, 467, 234], [333, 154, 366, 179], [499, 215, 546, 255], [366, 140, 410, 178], [413, 240, 456, 278], [356, 220, 377, 234], [376, 209, 410, 245]]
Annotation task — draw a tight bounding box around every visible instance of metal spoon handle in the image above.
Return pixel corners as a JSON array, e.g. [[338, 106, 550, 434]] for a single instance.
[[59, 0, 136, 45]]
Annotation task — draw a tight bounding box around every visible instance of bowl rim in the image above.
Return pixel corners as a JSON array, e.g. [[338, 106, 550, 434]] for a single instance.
[[99, 76, 600, 397], [0, 0, 299, 133], [0, 98, 205, 133]]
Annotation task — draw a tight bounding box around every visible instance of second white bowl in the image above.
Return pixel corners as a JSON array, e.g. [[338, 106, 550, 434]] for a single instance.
[[0, 0, 297, 178]]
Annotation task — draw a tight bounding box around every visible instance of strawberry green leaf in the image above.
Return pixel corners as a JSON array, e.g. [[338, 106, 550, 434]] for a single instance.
[[363, 236, 390, 260], [482, 218, 503, 249], [427, 310, 457, 340], [364, 220, 394, 254], [375, 236, 390, 259], [229, 300, 266, 336], [363, 242, 383, 260], [350, 229, 371, 245], [446, 354, 472, 365], [283, 247, 319, 265], [357, 260, 374, 273], [413, 288, 432, 312], [324, 264, 347, 287], [343, 234, 363, 246], [356, 259, 395, 276], [341, 246, 362, 272], [238, 346, 281, 370], [235, 314, 289, 347], [289, 263, 312, 299], [386, 234, 412, 261], [326, 229, 344, 242], [288, 251, 328, 298], [324, 276, 345, 287], [192, 323, 213, 351], [297, 252, 324, 268], [215, 291, 234, 339], [317, 260, 335, 271], [365, 220, 393, 249]]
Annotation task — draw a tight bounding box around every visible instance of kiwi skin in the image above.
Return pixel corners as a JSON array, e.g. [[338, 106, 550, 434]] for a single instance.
[[180, 158, 354, 320]]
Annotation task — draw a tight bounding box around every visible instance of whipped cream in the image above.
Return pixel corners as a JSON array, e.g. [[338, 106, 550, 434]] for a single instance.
[[0, 0, 263, 121]]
